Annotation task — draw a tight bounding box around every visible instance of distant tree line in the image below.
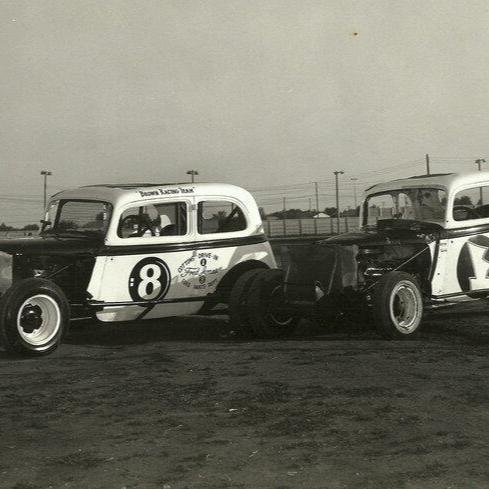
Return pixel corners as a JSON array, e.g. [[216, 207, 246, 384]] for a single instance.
[[260, 206, 360, 220], [0, 223, 40, 232]]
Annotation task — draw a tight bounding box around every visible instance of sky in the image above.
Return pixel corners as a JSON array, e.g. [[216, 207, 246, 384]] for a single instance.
[[2, 0, 489, 225]]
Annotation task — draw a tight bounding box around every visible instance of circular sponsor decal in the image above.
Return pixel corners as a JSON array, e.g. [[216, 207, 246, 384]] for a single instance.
[[456, 235, 489, 291], [129, 257, 171, 302], [177, 252, 220, 290]]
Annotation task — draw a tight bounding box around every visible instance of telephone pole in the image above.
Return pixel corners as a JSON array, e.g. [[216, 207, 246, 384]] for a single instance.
[[186, 170, 199, 183], [475, 158, 486, 171], [425, 154, 430, 175], [333, 170, 344, 233], [282, 196, 287, 235], [40, 170, 52, 208], [350, 177, 358, 213], [313, 181, 319, 215], [475, 158, 486, 204]]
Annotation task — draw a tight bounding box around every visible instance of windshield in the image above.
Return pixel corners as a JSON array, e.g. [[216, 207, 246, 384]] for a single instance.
[[42, 200, 112, 236], [363, 188, 447, 227]]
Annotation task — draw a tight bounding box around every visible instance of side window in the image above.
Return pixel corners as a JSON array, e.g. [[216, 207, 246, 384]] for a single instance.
[[118, 202, 187, 238], [453, 186, 489, 221], [197, 201, 247, 234]]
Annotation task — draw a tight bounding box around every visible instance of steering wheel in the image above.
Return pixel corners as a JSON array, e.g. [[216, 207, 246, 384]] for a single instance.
[[453, 205, 480, 221], [119, 215, 155, 237]]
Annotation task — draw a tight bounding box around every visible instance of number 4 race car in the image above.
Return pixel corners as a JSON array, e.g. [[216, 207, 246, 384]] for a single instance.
[[234, 172, 489, 340], [0, 182, 286, 356]]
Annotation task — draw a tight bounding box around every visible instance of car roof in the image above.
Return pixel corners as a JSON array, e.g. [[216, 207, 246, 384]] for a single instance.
[[365, 171, 489, 195], [51, 182, 256, 208]]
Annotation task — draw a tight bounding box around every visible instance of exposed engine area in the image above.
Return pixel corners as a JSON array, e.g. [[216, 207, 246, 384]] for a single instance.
[[12, 254, 96, 305], [282, 238, 433, 314], [356, 243, 431, 289], [0, 252, 12, 295]]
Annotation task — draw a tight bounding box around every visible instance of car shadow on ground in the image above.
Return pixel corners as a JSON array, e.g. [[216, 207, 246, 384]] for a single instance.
[[65, 315, 233, 346], [2, 302, 487, 355], [63, 314, 377, 347], [60, 300, 489, 348]]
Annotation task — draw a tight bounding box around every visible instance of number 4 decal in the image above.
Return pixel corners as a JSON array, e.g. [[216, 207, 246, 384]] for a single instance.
[[467, 242, 489, 290], [457, 235, 489, 291], [129, 257, 171, 302]]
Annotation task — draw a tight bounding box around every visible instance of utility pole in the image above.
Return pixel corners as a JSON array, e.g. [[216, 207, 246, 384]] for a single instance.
[[308, 197, 312, 212], [350, 177, 358, 213], [282, 196, 287, 236], [333, 170, 344, 233], [186, 169, 199, 183], [475, 158, 486, 204], [425, 154, 430, 175], [475, 158, 486, 171], [40, 170, 52, 208], [313, 181, 319, 215]]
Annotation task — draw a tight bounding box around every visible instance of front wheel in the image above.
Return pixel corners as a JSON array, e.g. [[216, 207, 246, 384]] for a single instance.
[[0, 278, 70, 356], [247, 269, 299, 338], [372, 271, 423, 339]]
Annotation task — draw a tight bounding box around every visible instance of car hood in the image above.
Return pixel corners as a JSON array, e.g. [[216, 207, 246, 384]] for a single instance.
[[0, 235, 104, 256], [322, 220, 442, 246]]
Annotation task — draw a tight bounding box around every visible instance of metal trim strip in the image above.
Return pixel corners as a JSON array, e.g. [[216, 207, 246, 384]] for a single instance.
[[98, 234, 268, 256]]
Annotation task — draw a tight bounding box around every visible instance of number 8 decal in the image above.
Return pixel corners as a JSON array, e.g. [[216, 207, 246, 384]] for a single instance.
[[129, 257, 171, 302]]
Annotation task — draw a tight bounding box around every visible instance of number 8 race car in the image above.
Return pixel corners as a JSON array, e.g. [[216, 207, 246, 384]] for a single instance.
[[0, 182, 286, 356]]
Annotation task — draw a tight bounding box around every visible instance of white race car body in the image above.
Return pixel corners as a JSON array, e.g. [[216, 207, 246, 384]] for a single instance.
[[0, 182, 275, 323]]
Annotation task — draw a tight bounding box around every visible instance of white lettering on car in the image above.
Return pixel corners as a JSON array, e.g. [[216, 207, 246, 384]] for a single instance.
[[137, 187, 195, 198]]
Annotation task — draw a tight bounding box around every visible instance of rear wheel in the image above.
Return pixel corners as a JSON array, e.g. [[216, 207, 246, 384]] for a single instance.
[[373, 271, 423, 339], [0, 278, 70, 356], [247, 269, 299, 338], [228, 269, 264, 337]]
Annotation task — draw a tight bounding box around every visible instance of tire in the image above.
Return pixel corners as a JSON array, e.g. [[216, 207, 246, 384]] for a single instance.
[[228, 269, 264, 338], [0, 278, 70, 356], [247, 269, 299, 339], [372, 271, 423, 339]]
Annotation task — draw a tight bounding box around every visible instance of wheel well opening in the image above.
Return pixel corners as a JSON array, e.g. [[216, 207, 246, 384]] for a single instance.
[[216, 260, 269, 304]]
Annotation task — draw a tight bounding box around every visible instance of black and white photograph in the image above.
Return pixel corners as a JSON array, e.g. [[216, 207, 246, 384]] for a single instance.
[[2, 1, 489, 488]]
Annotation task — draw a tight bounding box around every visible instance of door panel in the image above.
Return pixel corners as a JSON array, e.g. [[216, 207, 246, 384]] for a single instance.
[[89, 242, 275, 322], [94, 251, 204, 321], [440, 233, 489, 296]]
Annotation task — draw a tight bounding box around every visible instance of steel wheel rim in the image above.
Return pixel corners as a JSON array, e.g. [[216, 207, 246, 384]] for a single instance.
[[267, 285, 294, 327], [389, 281, 421, 334], [17, 294, 61, 347]]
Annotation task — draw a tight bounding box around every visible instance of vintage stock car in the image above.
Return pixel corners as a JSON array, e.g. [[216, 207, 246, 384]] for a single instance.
[[3, 172, 487, 356], [245, 171, 489, 340], [0, 182, 282, 356]]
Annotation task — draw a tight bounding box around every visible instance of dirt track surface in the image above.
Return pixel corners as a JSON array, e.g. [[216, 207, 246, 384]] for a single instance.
[[2, 304, 489, 489]]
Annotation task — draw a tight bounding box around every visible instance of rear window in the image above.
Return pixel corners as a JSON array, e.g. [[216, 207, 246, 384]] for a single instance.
[[453, 186, 489, 221], [197, 201, 247, 234]]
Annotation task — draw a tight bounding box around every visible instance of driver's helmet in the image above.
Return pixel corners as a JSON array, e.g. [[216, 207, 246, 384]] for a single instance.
[[417, 190, 445, 219], [420, 190, 437, 204]]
